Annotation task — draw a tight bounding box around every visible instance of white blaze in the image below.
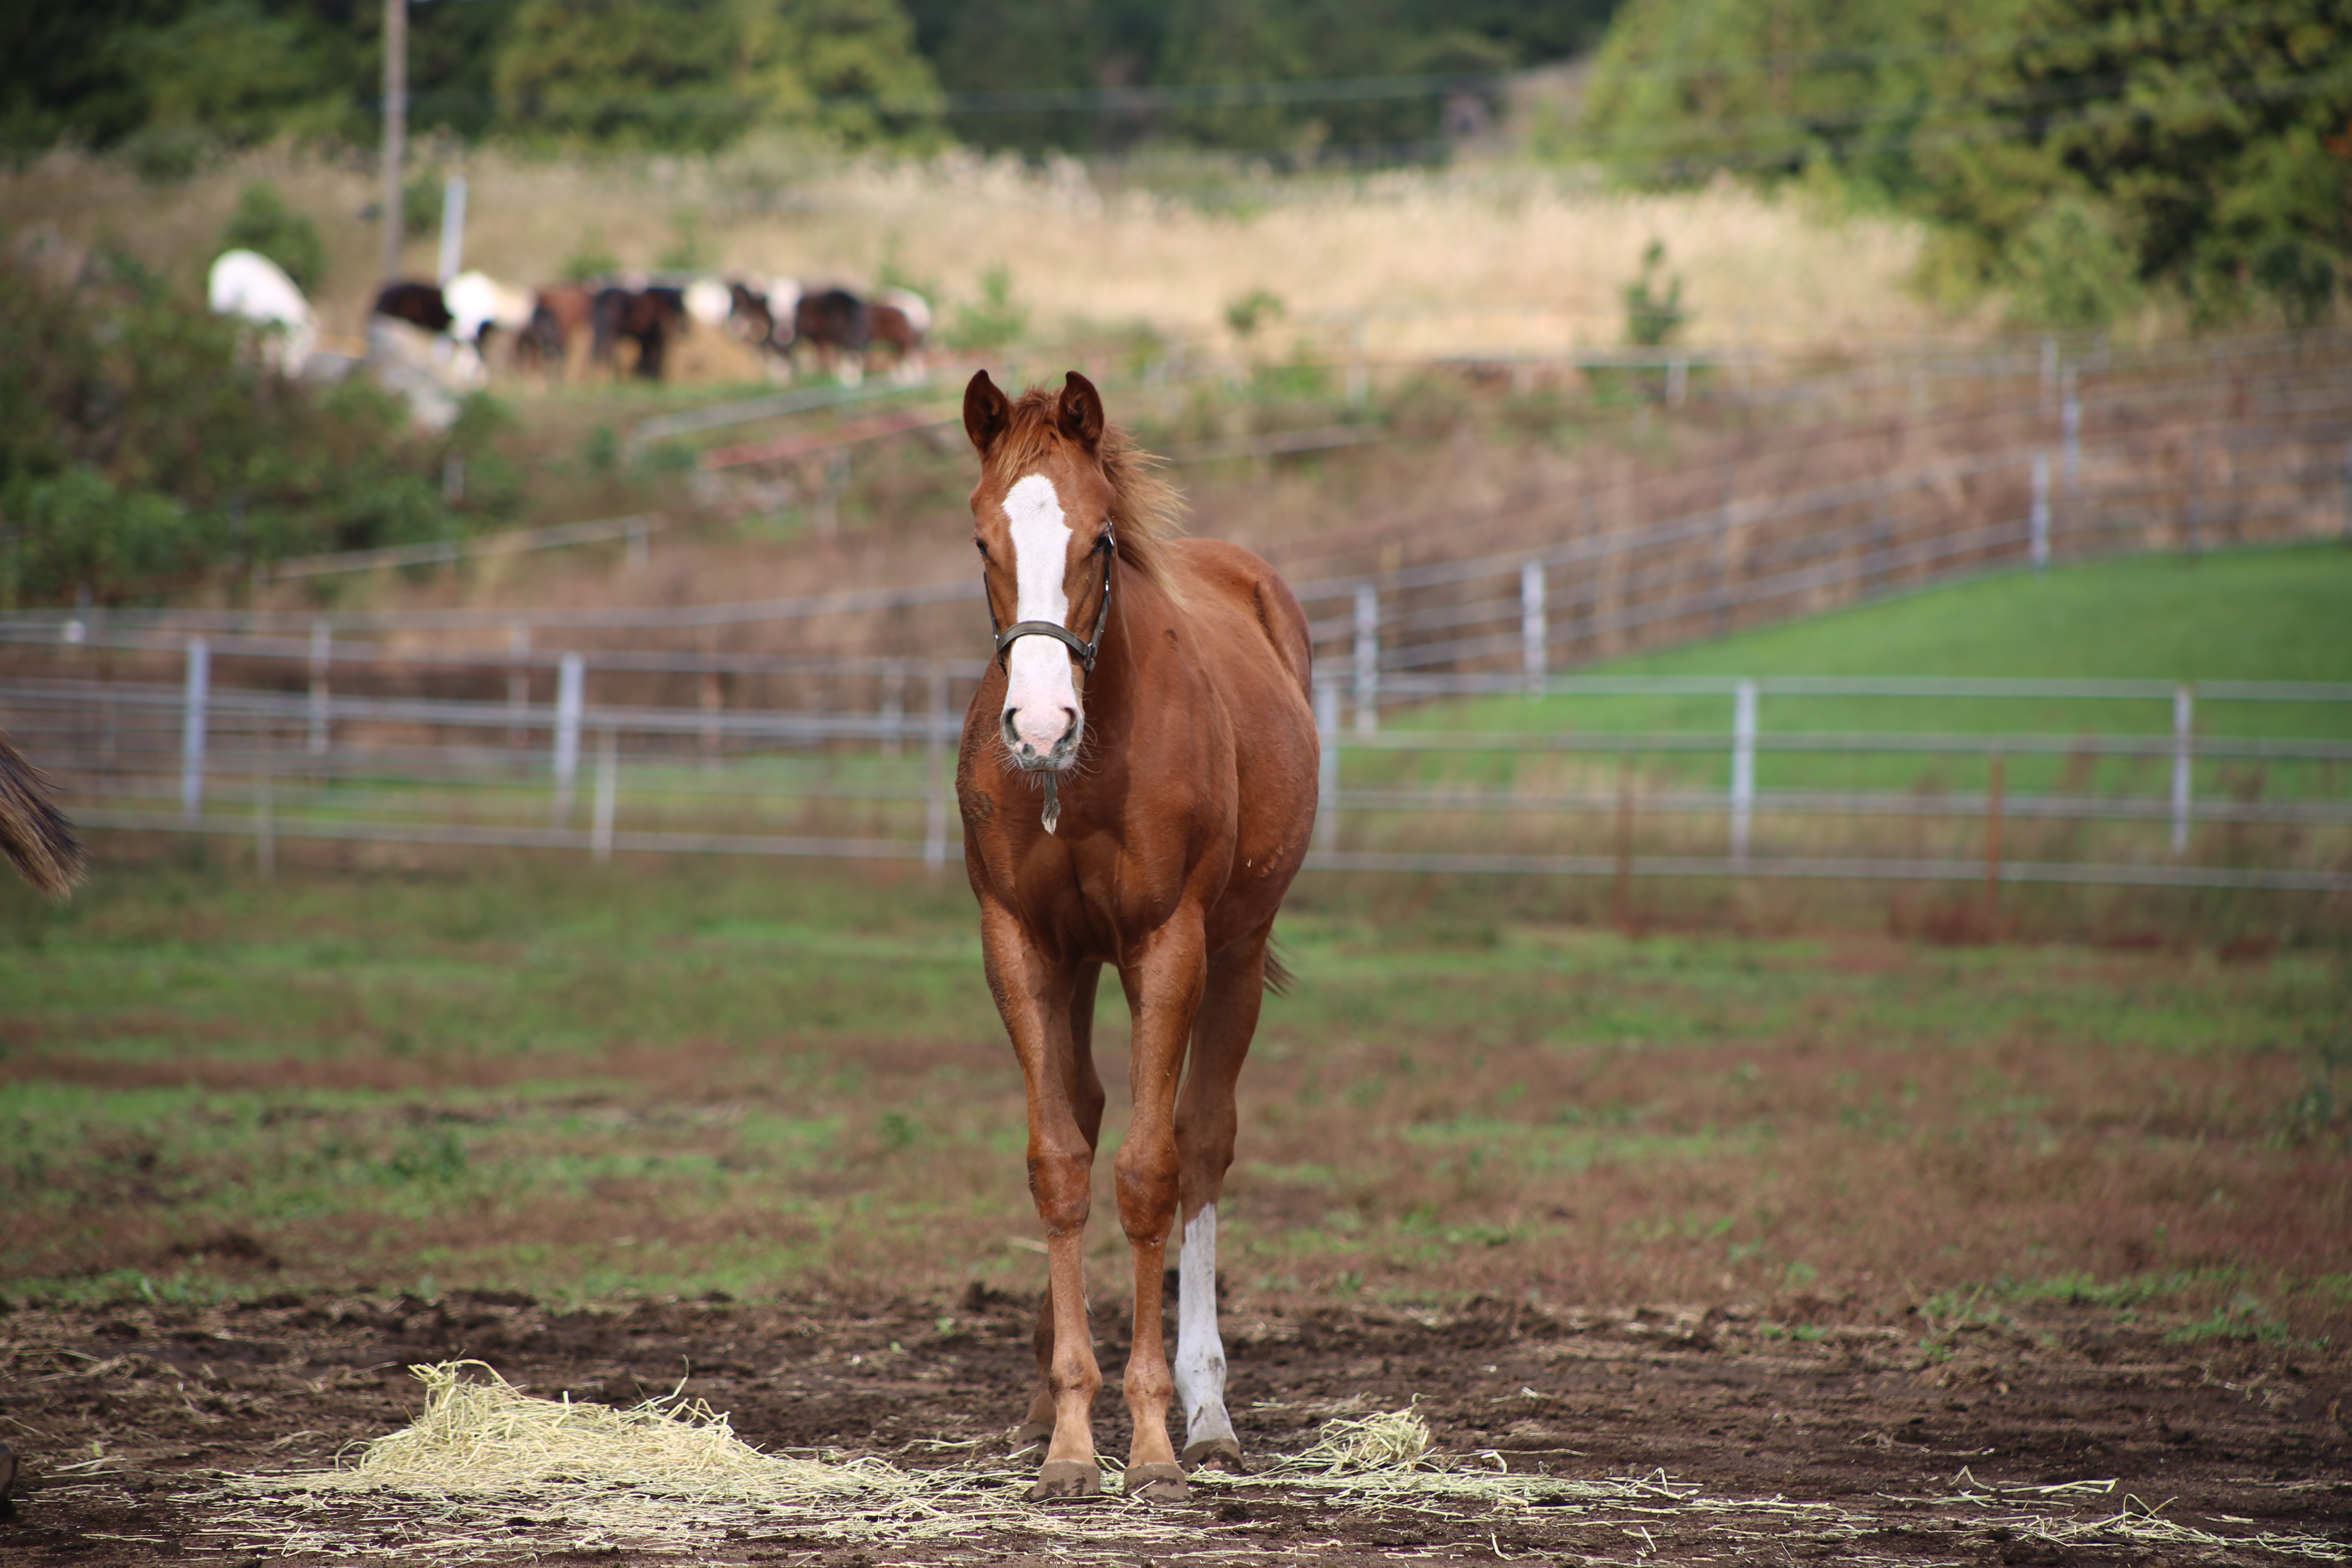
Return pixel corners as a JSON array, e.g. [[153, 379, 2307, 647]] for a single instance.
[[1001, 473, 1080, 761], [1173, 1204, 1238, 1454]]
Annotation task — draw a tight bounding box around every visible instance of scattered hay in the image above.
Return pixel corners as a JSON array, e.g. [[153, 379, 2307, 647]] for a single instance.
[[1289, 1402, 1433, 1473], [338, 1361, 894, 1502], [176, 1365, 2352, 1564]]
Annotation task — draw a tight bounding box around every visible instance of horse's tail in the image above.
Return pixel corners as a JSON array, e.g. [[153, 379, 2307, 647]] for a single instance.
[[0, 731, 85, 898], [1262, 939, 1296, 998]]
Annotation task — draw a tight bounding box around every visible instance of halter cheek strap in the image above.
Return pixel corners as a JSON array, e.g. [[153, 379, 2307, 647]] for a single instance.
[[991, 530, 1115, 673]]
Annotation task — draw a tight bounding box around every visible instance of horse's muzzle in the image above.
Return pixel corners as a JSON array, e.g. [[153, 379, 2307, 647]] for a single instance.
[[1002, 706, 1082, 771]]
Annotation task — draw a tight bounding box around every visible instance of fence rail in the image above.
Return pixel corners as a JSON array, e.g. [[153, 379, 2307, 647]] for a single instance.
[[5, 659, 2345, 896], [5, 330, 2346, 899]]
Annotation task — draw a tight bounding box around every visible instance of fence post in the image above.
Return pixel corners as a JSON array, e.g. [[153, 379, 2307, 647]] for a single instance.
[[699, 627, 722, 771], [1352, 583, 1379, 735], [2060, 368, 2081, 503], [2187, 444, 2204, 559], [436, 174, 467, 285], [254, 718, 274, 880], [2039, 334, 2057, 417], [181, 636, 209, 822], [1984, 748, 2005, 932], [1665, 351, 1688, 408], [307, 619, 331, 756], [1614, 747, 1635, 932], [507, 626, 531, 750], [551, 651, 584, 825], [881, 662, 904, 758], [924, 664, 949, 870], [1314, 679, 1340, 853], [2171, 685, 2193, 857], [1730, 679, 1757, 866], [2341, 437, 2350, 545], [1346, 318, 1369, 409], [626, 520, 650, 571], [2030, 451, 2051, 572], [814, 448, 850, 539], [591, 727, 617, 862], [1711, 466, 1739, 639], [1519, 560, 1546, 695]]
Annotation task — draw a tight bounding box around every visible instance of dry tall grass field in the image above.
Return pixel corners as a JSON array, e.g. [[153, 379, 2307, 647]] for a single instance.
[[2, 145, 1959, 363]]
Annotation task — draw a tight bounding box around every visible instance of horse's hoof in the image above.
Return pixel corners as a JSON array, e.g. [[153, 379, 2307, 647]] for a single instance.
[[1008, 1420, 1055, 1457], [1028, 1460, 1102, 1501], [1123, 1462, 1190, 1503], [1182, 1436, 1246, 1472]]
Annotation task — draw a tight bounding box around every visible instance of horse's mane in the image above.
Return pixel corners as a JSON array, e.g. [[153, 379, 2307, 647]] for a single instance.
[[991, 387, 1186, 596]]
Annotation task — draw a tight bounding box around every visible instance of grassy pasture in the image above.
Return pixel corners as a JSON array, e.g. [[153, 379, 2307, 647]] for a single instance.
[[1419, 544, 2352, 780], [3, 848, 2345, 1345], [1330, 546, 2352, 877]]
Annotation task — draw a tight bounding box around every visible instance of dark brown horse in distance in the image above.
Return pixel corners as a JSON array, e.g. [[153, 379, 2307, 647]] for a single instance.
[[957, 370, 1319, 1503], [0, 731, 84, 898]]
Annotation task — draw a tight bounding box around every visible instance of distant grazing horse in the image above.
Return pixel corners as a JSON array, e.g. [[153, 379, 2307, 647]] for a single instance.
[[374, 280, 453, 335], [867, 287, 930, 379], [591, 285, 686, 380], [207, 249, 315, 374], [443, 270, 535, 360], [0, 731, 85, 898], [724, 278, 790, 368], [793, 287, 871, 383], [723, 279, 875, 383], [957, 370, 1319, 1502], [517, 282, 595, 377]]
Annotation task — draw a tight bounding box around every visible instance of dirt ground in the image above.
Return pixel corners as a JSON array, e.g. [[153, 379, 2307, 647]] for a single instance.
[[4, 1286, 2347, 1566]]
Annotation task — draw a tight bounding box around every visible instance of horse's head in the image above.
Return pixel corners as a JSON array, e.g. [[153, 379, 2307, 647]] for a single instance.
[[964, 369, 1117, 774]]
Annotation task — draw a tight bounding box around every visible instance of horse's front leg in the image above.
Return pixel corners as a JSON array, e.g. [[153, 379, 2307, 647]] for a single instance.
[[1016, 962, 1105, 1455], [1113, 911, 1208, 1503], [980, 904, 1104, 1500]]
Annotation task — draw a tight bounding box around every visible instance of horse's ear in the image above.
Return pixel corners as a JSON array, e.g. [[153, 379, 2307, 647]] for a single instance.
[[964, 370, 1011, 457], [1057, 371, 1105, 450]]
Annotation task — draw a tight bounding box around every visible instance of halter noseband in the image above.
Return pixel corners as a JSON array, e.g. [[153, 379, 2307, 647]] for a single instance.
[[991, 529, 1115, 674]]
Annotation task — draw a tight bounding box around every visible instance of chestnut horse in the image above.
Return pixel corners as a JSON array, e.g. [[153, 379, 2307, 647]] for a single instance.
[[957, 370, 1319, 1503], [0, 731, 85, 898]]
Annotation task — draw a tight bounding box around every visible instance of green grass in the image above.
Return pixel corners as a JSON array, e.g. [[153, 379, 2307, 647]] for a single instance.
[[1364, 544, 2352, 805], [4, 852, 2347, 1328]]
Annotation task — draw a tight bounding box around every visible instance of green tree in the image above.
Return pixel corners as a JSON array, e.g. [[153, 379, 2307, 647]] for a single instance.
[[494, 0, 940, 151], [1580, 0, 2352, 326], [1919, 0, 2352, 326]]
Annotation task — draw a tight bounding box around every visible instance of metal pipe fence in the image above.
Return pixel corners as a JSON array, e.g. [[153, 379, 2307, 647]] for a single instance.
[[3, 330, 2345, 900], [5, 662, 2345, 895]]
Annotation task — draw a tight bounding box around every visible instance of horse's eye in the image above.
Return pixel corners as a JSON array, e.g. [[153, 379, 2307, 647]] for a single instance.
[[974, 538, 989, 558]]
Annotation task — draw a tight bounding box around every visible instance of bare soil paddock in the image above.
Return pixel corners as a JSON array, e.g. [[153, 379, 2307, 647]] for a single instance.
[[5, 1286, 2348, 1566]]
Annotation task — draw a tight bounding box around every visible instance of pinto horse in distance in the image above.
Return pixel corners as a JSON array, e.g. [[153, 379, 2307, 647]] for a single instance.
[[957, 371, 1319, 1502]]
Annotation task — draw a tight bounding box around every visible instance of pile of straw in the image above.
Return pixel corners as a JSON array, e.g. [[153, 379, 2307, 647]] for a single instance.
[[339, 1361, 895, 1503]]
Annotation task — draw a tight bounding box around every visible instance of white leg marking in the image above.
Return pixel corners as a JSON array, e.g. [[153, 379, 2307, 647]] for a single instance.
[[1173, 1204, 1237, 1451]]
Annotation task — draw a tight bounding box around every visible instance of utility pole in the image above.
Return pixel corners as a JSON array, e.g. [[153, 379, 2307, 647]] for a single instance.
[[380, 0, 407, 283]]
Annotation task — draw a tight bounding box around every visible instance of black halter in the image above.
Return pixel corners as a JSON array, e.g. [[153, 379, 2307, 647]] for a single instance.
[[991, 529, 1115, 674]]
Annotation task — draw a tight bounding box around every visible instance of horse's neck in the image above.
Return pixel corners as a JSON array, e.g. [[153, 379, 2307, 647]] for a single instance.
[[1087, 560, 1173, 731]]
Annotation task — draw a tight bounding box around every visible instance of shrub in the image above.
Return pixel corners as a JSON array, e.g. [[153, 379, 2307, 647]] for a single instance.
[[2003, 197, 2141, 329], [942, 265, 1028, 354], [1621, 238, 1685, 347], [0, 248, 474, 606], [220, 181, 327, 294]]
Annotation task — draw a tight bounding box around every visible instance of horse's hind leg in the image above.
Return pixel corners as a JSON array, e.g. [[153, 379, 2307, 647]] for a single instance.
[[1013, 962, 1105, 1457], [1170, 923, 1273, 1470]]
